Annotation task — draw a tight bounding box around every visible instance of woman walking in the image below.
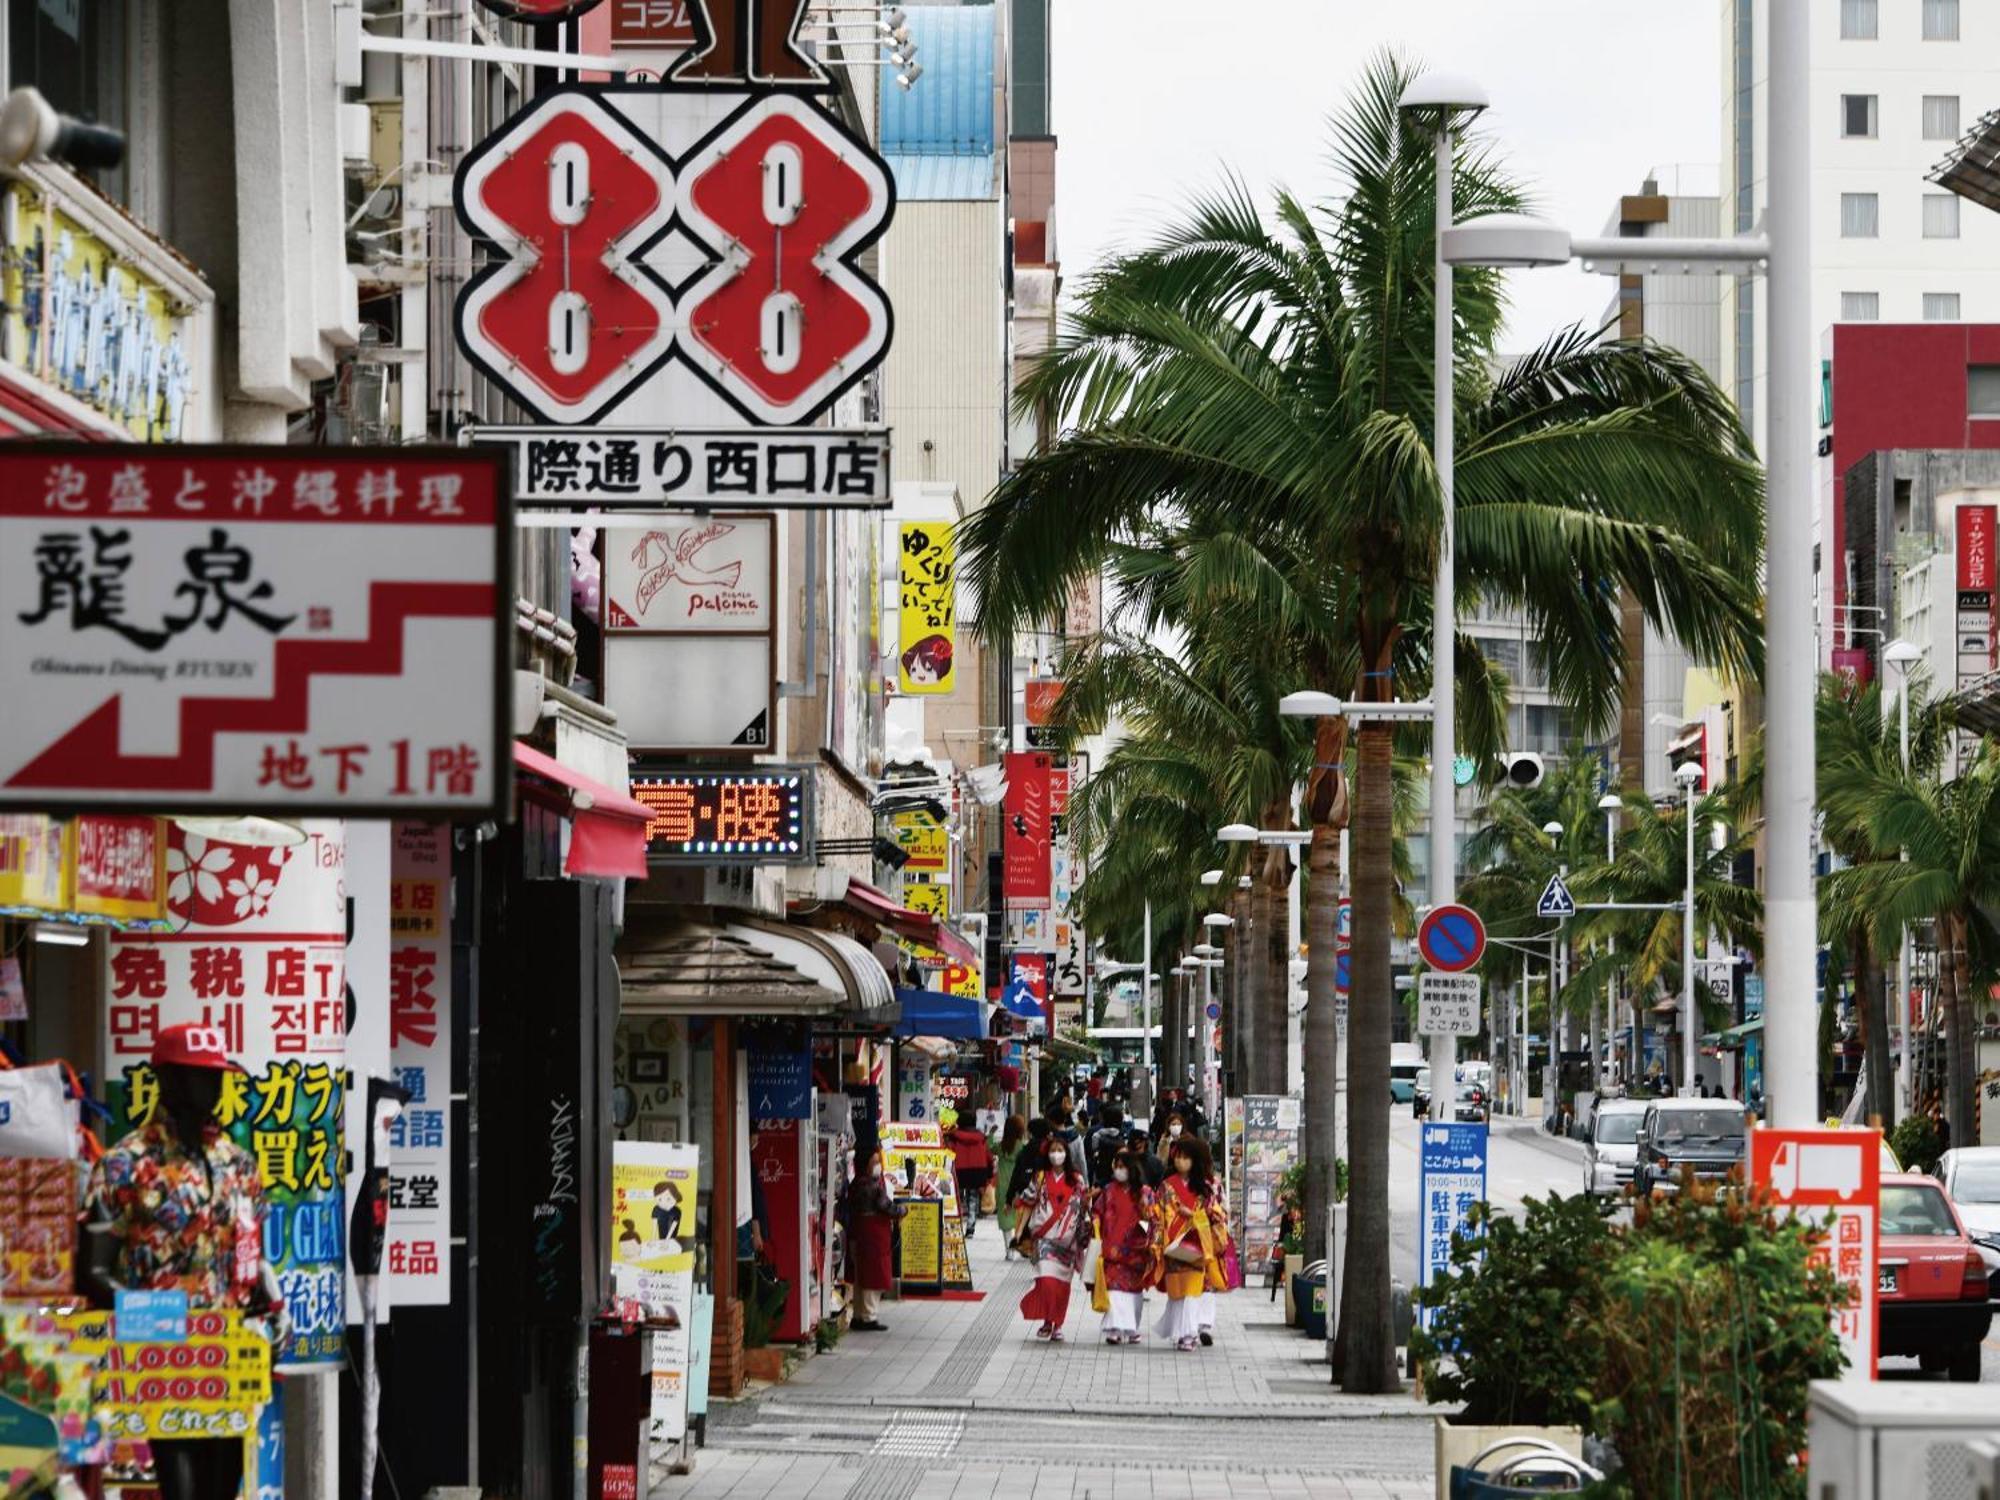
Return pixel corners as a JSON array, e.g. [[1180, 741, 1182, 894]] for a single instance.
[[1153, 1135, 1229, 1352], [1012, 1135, 1091, 1341], [843, 1147, 905, 1332], [942, 1108, 994, 1237], [992, 1115, 1028, 1257], [1092, 1148, 1156, 1345]]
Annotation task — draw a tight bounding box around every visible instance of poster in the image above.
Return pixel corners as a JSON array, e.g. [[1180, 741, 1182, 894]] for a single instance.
[[67, 815, 166, 921], [898, 1200, 943, 1285], [1238, 1095, 1300, 1280], [1000, 752, 1052, 901], [6, 1307, 271, 1443], [897, 521, 955, 694], [0, 815, 65, 912], [387, 822, 452, 1305], [102, 821, 348, 1369], [1418, 1123, 1488, 1331], [611, 1142, 700, 1442]]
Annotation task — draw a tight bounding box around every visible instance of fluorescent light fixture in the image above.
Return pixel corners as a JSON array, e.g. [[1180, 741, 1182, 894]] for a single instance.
[[32, 920, 89, 947]]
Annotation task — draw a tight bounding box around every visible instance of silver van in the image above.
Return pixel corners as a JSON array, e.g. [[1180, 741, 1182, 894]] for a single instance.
[[1585, 1099, 1648, 1197]]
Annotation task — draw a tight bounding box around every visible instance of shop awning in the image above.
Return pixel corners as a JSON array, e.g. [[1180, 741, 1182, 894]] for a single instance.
[[617, 919, 846, 1017], [1039, 1032, 1097, 1065], [513, 741, 652, 879], [804, 877, 980, 966], [892, 987, 991, 1039], [1715, 1017, 1764, 1046], [722, 917, 896, 1021]]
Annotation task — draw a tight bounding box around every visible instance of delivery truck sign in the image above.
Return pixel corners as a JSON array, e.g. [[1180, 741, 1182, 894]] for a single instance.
[[1751, 1127, 1880, 1373]]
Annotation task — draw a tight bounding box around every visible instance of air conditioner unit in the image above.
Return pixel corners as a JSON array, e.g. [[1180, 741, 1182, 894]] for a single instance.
[[1807, 1380, 2000, 1500]]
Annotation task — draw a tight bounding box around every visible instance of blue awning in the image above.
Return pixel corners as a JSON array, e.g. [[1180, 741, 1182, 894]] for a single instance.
[[893, 987, 991, 1039]]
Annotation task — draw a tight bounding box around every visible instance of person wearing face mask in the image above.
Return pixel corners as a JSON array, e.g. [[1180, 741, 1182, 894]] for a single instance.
[[84, 1024, 288, 1500], [1012, 1138, 1091, 1340], [1152, 1135, 1230, 1352], [842, 1148, 906, 1332], [1090, 1150, 1157, 1344]]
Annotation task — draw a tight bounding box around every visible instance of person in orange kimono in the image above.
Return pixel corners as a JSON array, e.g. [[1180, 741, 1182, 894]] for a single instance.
[[1151, 1134, 1230, 1351]]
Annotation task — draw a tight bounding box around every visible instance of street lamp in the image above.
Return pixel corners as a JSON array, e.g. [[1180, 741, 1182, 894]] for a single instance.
[[1217, 823, 1259, 842], [1203, 913, 1236, 928], [1430, 11, 1809, 1123], [1600, 792, 1623, 1088], [1400, 71, 1495, 1122], [1675, 759, 1702, 1095], [1884, 636, 1923, 1116], [1541, 821, 1564, 840]]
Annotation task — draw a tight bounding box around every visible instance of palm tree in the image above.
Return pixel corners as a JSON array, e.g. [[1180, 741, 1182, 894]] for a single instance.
[[1820, 735, 2000, 1146], [959, 52, 1765, 1392]]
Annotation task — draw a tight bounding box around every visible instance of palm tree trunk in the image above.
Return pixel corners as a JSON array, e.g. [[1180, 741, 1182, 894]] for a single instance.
[[1231, 883, 1255, 1095], [1944, 911, 1976, 1150], [1855, 925, 1895, 1130], [1302, 814, 1344, 1262], [1257, 846, 1290, 1094], [1336, 715, 1397, 1392]]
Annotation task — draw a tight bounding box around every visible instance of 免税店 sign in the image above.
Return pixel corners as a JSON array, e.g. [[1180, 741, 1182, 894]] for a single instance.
[[0, 444, 510, 815]]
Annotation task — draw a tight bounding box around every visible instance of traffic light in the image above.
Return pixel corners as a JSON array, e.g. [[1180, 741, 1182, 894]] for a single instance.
[[1499, 752, 1545, 789]]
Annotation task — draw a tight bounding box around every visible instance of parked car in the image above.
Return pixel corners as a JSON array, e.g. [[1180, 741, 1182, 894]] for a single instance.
[[1452, 1081, 1488, 1123], [1937, 1147, 2000, 1300], [1411, 1066, 1432, 1118], [1878, 1172, 1992, 1382], [1390, 1057, 1423, 1105], [1584, 1099, 1649, 1198], [1632, 1098, 1748, 1196]]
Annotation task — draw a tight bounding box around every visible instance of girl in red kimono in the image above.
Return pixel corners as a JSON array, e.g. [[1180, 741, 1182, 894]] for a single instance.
[[1091, 1149, 1156, 1344], [844, 1147, 905, 1331], [1013, 1138, 1091, 1340], [1152, 1134, 1230, 1351]]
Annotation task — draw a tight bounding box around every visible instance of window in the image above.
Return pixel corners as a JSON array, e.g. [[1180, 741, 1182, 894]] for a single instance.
[[1970, 367, 2000, 418], [1923, 292, 1961, 321], [1840, 292, 1880, 321], [1841, 192, 1879, 237], [1923, 95, 1961, 140], [1922, 0, 1959, 40], [1841, 94, 1877, 137], [1840, 0, 1877, 37], [1924, 193, 1961, 239]]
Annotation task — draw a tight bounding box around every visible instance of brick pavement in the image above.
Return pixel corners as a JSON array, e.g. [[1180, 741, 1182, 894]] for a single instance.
[[656, 1214, 1440, 1499]]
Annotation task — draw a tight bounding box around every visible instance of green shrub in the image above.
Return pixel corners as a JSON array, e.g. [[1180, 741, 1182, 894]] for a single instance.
[[1889, 1112, 1945, 1176], [1411, 1192, 1614, 1427]]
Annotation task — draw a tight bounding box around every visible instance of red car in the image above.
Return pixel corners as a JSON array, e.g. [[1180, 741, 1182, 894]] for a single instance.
[[1877, 1172, 1993, 1382]]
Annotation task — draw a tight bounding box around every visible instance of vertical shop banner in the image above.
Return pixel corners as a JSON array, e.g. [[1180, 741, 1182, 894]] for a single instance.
[[1955, 503, 1996, 779], [341, 822, 392, 1325], [1238, 1096, 1301, 1282], [1417, 1122, 1487, 1332], [608, 1142, 699, 1444], [103, 821, 349, 1368], [1050, 810, 1085, 999], [386, 823, 452, 1306], [895, 1052, 933, 1123], [897, 521, 955, 694], [1751, 1128, 1880, 1371], [1001, 752, 1052, 902]]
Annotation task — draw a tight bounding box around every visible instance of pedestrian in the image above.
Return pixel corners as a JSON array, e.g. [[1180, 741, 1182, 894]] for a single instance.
[[1125, 1126, 1167, 1188], [1092, 1149, 1156, 1345], [1013, 1134, 1092, 1341], [1127, 1065, 1153, 1122], [942, 1108, 993, 1237], [1156, 1108, 1192, 1153], [993, 1114, 1028, 1256], [1046, 1102, 1087, 1184], [843, 1147, 905, 1332], [1086, 1103, 1126, 1183], [1006, 1118, 1053, 1204], [1152, 1134, 1229, 1352]]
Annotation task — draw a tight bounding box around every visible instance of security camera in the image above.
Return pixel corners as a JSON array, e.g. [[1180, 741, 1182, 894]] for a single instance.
[[1499, 751, 1544, 790], [0, 87, 124, 171], [1673, 760, 1703, 789]]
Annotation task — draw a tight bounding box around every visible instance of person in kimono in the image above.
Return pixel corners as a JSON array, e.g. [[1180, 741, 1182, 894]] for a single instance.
[[1091, 1148, 1156, 1344], [1012, 1135, 1091, 1341]]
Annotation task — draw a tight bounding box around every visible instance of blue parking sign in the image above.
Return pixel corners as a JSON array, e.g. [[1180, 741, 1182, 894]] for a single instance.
[[1418, 1122, 1488, 1330]]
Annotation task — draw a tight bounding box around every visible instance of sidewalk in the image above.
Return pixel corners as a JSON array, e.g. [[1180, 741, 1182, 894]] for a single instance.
[[660, 1216, 1440, 1499]]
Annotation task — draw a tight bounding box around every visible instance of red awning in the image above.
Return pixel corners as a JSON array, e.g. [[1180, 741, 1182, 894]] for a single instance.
[[512, 742, 651, 879], [820, 878, 980, 966]]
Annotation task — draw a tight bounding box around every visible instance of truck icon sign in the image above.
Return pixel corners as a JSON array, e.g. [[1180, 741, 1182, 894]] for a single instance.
[[1768, 1140, 1863, 1200]]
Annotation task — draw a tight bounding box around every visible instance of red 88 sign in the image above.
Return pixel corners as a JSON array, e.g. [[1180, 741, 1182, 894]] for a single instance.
[[454, 90, 893, 428]]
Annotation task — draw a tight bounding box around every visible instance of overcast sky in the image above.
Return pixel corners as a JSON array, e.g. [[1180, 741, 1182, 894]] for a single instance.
[[1050, 0, 1722, 352]]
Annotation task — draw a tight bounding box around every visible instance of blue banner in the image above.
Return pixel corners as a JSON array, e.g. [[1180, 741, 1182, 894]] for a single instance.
[[1418, 1121, 1488, 1330]]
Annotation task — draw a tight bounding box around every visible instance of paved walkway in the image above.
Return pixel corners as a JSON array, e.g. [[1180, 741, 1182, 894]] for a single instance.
[[659, 1218, 1439, 1499]]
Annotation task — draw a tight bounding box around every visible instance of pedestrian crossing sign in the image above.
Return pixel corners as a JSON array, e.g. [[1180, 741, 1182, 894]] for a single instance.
[[1536, 872, 1576, 919]]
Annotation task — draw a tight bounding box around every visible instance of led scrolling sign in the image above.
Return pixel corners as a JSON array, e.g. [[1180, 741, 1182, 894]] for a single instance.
[[631, 768, 810, 862]]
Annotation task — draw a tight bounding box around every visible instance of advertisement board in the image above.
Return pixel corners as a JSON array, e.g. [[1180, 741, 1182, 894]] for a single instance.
[[0, 445, 509, 814], [630, 767, 811, 862], [609, 1142, 700, 1441], [1001, 752, 1052, 902], [483, 427, 889, 508], [897, 521, 956, 695], [386, 823, 452, 1306], [1750, 1127, 1880, 1372]]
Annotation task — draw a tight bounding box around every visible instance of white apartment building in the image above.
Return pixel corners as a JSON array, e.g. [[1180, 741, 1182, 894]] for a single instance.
[[1720, 0, 2000, 660]]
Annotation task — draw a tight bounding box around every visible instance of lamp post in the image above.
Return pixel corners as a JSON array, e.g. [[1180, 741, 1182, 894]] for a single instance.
[[1675, 760, 1702, 1095], [1143, 898, 1153, 1079], [1542, 822, 1567, 1069], [1397, 73, 1490, 1122], [1599, 791, 1622, 1088], [1884, 637, 1922, 1118]]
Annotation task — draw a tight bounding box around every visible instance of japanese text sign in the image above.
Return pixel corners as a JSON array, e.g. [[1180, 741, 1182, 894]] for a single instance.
[[484, 427, 889, 508], [0, 444, 510, 815], [630, 767, 810, 862], [1958, 503, 1995, 592], [897, 522, 955, 695], [1418, 1122, 1487, 1331], [387, 823, 452, 1306], [1417, 973, 1482, 1037], [1750, 1127, 1879, 1372]]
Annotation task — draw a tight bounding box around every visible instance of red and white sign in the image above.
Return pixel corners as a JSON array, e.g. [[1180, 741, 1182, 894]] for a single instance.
[[0, 445, 509, 814], [1002, 752, 1052, 903], [69, 814, 165, 920], [455, 88, 893, 429], [1957, 502, 1996, 592], [604, 515, 773, 631], [1750, 1127, 1880, 1372], [1024, 680, 1062, 728]]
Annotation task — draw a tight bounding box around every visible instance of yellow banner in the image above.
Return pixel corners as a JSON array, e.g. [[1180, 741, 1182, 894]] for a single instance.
[[0, 816, 65, 912], [892, 808, 950, 874], [898, 522, 955, 695], [901, 879, 950, 922], [5, 1308, 271, 1443]]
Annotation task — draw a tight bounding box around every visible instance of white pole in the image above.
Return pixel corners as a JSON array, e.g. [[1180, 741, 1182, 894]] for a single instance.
[[1763, 0, 1817, 1129], [1605, 810, 1617, 1089], [1682, 778, 1698, 1096], [1896, 679, 1911, 1119], [1427, 122, 1458, 1122], [1202, 962, 1216, 1118], [1142, 899, 1154, 1080]]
